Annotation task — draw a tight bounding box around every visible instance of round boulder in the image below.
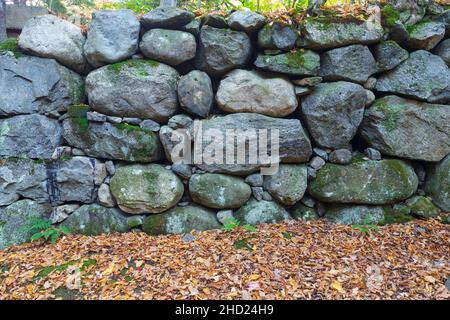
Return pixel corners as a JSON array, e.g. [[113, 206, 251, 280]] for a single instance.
[[234, 198, 291, 225], [177, 70, 213, 118], [227, 11, 266, 33]]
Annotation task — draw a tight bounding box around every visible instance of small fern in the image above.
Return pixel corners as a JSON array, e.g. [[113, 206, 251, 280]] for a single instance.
[[351, 216, 379, 235], [223, 217, 257, 232], [22, 218, 71, 244]]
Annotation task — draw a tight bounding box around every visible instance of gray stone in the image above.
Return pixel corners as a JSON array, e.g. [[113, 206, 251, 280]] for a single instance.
[[98, 183, 116, 208], [178, 70, 213, 118], [71, 148, 85, 156], [216, 69, 298, 117], [202, 14, 227, 28], [141, 6, 194, 29], [373, 40, 409, 72], [84, 10, 140, 68], [262, 191, 272, 201], [359, 96, 450, 162], [193, 113, 312, 175], [272, 24, 298, 50], [263, 164, 307, 206], [292, 77, 322, 87], [329, 149, 352, 165], [227, 11, 266, 33], [0, 158, 48, 206], [142, 205, 220, 235], [62, 119, 162, 162], [295, 87, 312, 97], [140, 119, 161, 132], [140, 29, 196, 66], [234, 198, 291, 225], [365, 89, 376, 106], [364, 77, 377, 90], [167, 114, 193, 129], [0, 55, 84, 117], [309, 156, 326, 170], [301, 81, 367, 149], [86, 112, 106, 123], [301, 195, 316, 208], [217, 209, 234, 225], [171, 163, 192, 179], [0, 200, 51, 249], [51, 147, 72, 160], [308, 159, 418, 204], [405, 196, 439, 218], [86, 59, 179, 122], [254, 50, 320, 76], [50, 204, 80, 224], [195, 26, 251, 77], [105, 161, 115, 176], [106, 116, 122, 124], [406, 21, 445, 50], [0, 114, 62, 159], [110, 164, 184, 214], [375, 50, 450, 104], [189, 173, 251, 209], [252, 187, 264, 201], [433, 38, 450, 66], [313, 148, 328, 161], [364, 148, 382, 161], [298, 17, 384, 49], [324, 204, 411, 225], [291, 203, 319, 221], [320, 45, 377, 84], [181, 18, 201, 36], [425, 154, 450, 211], [122, 117, 142, 125], [127, 215, 144, 228], [245, 173, 263, 187], [18, 15, 88, 73], [60, 204, 129, 236]]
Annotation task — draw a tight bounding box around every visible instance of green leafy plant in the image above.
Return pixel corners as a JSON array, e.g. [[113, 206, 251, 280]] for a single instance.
[[223, 217, 257, 232], [351, 216, 379, 235], [22, 218, 71, 244]]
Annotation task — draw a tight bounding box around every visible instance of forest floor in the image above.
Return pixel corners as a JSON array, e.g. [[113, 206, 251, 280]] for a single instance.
[[0, 219, 449, 300]]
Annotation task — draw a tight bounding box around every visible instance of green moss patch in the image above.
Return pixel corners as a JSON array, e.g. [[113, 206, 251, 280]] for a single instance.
[[0, 38, 24, 58], [381, 4, 400, 28]]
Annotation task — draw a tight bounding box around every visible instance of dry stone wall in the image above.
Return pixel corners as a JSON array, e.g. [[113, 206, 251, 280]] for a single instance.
[[0, 5, 449, 248]]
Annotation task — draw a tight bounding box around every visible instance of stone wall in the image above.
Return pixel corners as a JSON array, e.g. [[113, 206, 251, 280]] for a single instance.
[[0, 5, 449, 249]]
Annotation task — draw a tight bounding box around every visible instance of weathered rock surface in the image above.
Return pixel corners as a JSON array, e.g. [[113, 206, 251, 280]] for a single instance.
[[62, 119, 162, 162], [18, 15, 88, 73], [297, 18, 384, 49], [0, 55, 84, 117], [86, 60, 179, 122], [0, 158, 48, 206], [257, 24, 298, 50], [59, 204, 129, 235], [433, 38, 450, 66], [373, 40, 409, 72], [263, 164, 308, 206], [110, 164, 183, 214], [320, 45, 377, 84], [215, 69, 298, 117], [425, 154, 450, 211], [0, 114, 62, 159], [301, 81, 368, 149], [140, 29, 196, 66], [291, 203, 319, 221], [360, 96, 450, 162], [141, 7, 194, 29], [375, 50, 450, 104], [405, 196, 439, 218], [254, 50, 320, 76], [177, 70, 213, 118], [193, 113, 312, 175], [227, 11, 266, 33], [189, 173, 251, 209], [84, 10, 140, 67], [406, 20, 445, 50], [142, 205, 221, 235], [308, 160, 418, 204], [0, 200, 51, 249], [234, 198, 291, 225], [195, 26, 251, 77]]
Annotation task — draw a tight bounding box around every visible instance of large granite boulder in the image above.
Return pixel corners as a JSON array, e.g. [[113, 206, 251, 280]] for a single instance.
[[320, 45, 377, 84], [425, 154, 450, 211], [375, 50, 450, 104], [110, 164, 183, 214], [405, 196, 439, 218], [359, 96, 450, 162], [263, 164, 308, 206], [189, 173, 251, 209], [18, 15, 88, 73], [0, 55, 84, 117], [406, 20, 446, 50], [62, 119, 162, 162], [234, 198, 291, 225], [0, 200, 51, 249], [59, 204, 129, 236], [301, 81, 368, 149], [254, 50, 320, 76], [142, 205, 221, 235], [193, 113, 312, 175], [372, 40, 409, 72], [0, 158, 48, 206], [257, 24, 298, 50], [177, 70, 213, 118], [216, 69, 298, 117], [195, 26, 252, 77], [433, 38, 450, 66], [86, 60, 179, 122], [84, 10, 140, 68], [140, 29, 196, 66], [0, 114, 62, 159], [141, 6, 194, 29], [308, 160, 418, 204], [227, 11, 266, 33], [297, 17, 384, 49]]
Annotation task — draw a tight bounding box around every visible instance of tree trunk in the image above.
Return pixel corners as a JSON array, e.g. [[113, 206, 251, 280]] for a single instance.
[[0, 0, 7, 42], [160, 0, 177, 7]]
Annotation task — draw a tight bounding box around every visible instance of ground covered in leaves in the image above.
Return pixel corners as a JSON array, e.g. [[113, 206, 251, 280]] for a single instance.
[[0, 219, 449, 300]]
